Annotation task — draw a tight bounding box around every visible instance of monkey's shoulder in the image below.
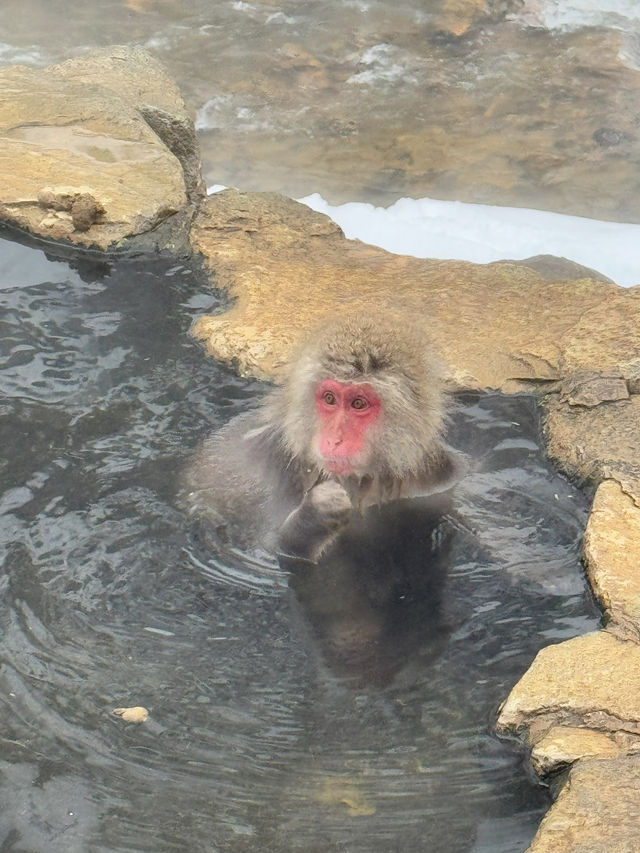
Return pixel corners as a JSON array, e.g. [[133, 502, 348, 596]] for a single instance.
[[397, 444, 467, 502], [420, 444, 467, 492]]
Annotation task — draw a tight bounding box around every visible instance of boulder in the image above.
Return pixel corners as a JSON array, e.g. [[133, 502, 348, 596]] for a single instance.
[[497, 631, 640, 748], [583, 481, 640, 642], [0, 46, 203, 251], [526, 756, 640, 853], [190, 189, 640, 393]]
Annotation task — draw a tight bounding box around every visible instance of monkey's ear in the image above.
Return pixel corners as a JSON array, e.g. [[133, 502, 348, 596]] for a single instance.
[[422, 446, 467, 496]]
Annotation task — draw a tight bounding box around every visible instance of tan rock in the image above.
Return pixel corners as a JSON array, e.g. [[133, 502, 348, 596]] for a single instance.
[[559, 288, 640, 378], [526, 756, 640, 853], [557, 372, 629, 408], [505, 255, 614, 284], [583, 481, 640, 641], [112, 705, 149, 723], [52, 46, 205, 200], [190, 190, 640, 391], [497, 631, 640, 738], [530, 726, 623, 776], [544, 396, 640, 504], [0, 46, 200, 250]]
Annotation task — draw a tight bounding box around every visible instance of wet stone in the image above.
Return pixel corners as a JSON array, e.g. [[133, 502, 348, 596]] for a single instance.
[[530, 726, 624, 777], [544, 395, 640, 503], [496, 631, 640, 739]]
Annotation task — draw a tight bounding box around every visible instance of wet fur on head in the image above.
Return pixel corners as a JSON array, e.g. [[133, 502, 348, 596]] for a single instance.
[[264, 313, 447, 479]]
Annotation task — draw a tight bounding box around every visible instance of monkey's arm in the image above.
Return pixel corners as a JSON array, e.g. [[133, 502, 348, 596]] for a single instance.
[[277, 480, 352, 562], [180, 414, 277, 550], [182, 416, 350, 557], [416, 445, 468, 497]]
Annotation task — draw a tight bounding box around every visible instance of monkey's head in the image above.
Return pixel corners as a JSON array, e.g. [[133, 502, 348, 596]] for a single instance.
[[273, 314, 446, 480]]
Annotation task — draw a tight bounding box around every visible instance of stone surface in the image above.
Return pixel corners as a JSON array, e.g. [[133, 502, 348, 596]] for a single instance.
[[505, 255, 614, 284], [557, 372, 630, 408], [583, 481, 640, 642], [558, 288, 640, 379], [190, 190, 640, 391], [526, 756, 640, 853], [544, 396, 640, 504], [497, 631, 640, 739], [53, 47, 205, 201], [187, 18, 640, 222], [530, 726, 625, 777], [0, 47, 202, 250]]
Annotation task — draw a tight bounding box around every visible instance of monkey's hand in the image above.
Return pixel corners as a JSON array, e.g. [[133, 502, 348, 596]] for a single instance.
[[277, 480, 352, 562], [307, 481, 352, 531]]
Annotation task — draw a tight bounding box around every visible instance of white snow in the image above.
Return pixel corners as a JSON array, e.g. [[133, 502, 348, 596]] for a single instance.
[[532, 0, 640, 31], [206, 184, 640, 287], [298, 193, 640, 287]]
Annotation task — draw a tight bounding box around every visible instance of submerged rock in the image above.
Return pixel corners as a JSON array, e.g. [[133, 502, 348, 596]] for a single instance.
[[0, 46, 203, 251]]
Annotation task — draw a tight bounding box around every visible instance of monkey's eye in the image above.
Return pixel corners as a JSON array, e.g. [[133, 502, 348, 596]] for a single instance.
[[351, 397, 369, 410], [322, 390, 337, 405]]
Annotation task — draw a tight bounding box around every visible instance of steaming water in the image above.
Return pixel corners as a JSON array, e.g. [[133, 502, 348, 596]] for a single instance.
[[0, 231, 597, 852], [2, 0, 639, 214]]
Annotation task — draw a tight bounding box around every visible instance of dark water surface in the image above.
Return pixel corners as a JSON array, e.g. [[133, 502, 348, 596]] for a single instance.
[[0, 233, 597, 853]]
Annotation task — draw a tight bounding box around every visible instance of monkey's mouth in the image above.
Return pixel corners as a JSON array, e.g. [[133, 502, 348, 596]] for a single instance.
[[322, 457, 357, 476]]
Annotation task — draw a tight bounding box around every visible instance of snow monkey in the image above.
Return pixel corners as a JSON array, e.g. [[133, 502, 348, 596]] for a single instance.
[[183, 314, 463, 563]]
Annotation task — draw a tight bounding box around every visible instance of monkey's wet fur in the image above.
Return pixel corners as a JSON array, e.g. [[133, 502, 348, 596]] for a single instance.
[[182, 314, 465, 684], [183, 313, 463, 562]]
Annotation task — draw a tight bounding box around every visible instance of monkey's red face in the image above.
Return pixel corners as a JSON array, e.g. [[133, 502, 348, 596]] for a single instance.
[[314, 379, 381, 476]]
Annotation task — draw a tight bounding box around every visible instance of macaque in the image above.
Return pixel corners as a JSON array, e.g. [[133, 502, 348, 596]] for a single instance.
[[183, 314, 463, 563]]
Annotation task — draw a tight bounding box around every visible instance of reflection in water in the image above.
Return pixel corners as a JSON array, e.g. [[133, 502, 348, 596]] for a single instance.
[[285, 498, 455, 688], [0, 231, 598, 852]]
